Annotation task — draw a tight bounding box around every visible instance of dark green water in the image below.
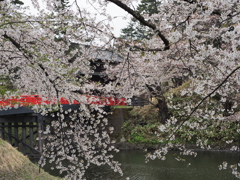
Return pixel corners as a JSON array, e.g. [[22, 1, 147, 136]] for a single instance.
[[32, 150, 239, 180]]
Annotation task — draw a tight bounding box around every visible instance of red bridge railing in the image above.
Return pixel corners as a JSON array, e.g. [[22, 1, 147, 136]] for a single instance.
[[0, 95, 126, 108]]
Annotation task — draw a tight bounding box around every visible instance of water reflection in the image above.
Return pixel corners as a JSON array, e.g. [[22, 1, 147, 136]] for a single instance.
[[85, 150, 238, 180], [32, 150, 239, 180]]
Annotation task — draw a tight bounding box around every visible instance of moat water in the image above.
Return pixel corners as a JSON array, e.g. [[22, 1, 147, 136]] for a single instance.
[[31, 150, 239, 180]]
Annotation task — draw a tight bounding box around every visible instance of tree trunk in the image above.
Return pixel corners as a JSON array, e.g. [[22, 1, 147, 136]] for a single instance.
[[223, 99, 233, 116], [156, 97, 169, 124]]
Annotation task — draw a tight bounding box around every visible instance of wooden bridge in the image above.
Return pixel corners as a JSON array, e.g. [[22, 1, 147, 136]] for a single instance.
[[0, 111, 44, 157], [0, 95, 126, 157]]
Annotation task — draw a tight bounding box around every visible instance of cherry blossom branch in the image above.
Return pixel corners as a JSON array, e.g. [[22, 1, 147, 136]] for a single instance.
[[3, 33, 69, 153], [167, 65, 240, 143], [74, 0, 89, 37], [0, 20, 43, 28], [107, 0, 170, 50], [2, 33, 60, 96], [3, 33, 23, 53]]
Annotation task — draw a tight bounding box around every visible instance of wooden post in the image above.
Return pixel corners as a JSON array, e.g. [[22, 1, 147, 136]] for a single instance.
[[29, 122, 34, 156], [37, 115, 43, 155], [14, 122, 19, 148], [22, 122, 26, 155], [1, 123, 5, 139], [8, 122, 12, 145]]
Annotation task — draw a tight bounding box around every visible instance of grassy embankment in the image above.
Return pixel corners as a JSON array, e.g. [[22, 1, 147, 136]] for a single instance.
[[0, 138, 61, 180]]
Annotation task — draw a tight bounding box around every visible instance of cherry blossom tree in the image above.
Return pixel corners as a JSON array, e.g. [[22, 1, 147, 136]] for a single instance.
[[0, 1, 122, 179], [1, 0, 240, 179], [104, 0, 240, 178]]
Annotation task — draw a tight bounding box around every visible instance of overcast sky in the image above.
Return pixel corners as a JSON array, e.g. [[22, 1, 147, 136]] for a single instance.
[[23, 0, 138, 36], [104, 3, 132, 36]]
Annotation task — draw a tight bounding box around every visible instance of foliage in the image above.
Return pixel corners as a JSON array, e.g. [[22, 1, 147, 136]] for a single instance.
[[121, 0, 161, 40], [11, 0, 24, 5], [0, 75, 16, 97], [121, 119, 155, 145], [137, 0, 161, 16], [121, 104, 161, 145]]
